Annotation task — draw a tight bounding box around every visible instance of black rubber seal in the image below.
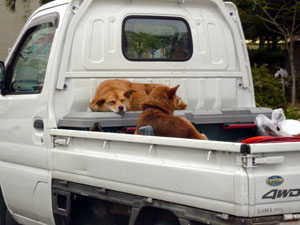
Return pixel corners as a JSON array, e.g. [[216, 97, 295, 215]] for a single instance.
[[240, 143, 251, 155]]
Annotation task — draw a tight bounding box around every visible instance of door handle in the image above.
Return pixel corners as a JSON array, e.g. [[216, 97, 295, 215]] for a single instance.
[[33, 119, 44, 130]]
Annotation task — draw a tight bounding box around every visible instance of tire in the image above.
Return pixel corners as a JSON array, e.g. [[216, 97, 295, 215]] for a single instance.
[[6, 211, 19, 225], [0, 193, 6, 225], [0, 191, 19, 225], [153, 221, 178, 225]]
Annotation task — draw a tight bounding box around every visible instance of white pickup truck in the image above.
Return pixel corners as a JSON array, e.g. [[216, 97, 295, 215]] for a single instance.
[[0, 0, 299, 225]]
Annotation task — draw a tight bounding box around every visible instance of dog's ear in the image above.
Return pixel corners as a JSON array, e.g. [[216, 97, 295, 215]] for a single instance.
[[124, 90, 136, 99], [144, 84, 154, 95], [168, 85, 180, 99], [96, 98, 105, 106]]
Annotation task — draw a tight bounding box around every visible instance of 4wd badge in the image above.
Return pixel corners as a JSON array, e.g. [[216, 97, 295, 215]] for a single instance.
[[266, 176, 284, 186]]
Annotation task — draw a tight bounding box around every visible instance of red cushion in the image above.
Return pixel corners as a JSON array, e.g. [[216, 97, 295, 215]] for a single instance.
[[241, 136, 300, 144]]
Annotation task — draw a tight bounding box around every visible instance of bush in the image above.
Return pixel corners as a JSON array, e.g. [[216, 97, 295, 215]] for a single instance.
[[248, 48, 286, 73], [252, 64, 288, 110], [285, 107, 300, 119]]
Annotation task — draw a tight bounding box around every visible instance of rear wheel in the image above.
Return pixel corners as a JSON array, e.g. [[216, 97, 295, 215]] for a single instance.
[[153, 222, 177, 225], [135, 207, 180, 225], [6, 211, 19, 225], [0, 191, 19, 225], [0, 194, 6, 225]]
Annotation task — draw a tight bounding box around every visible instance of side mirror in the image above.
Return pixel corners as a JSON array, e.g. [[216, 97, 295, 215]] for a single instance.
[[0, 61, 5, 89]]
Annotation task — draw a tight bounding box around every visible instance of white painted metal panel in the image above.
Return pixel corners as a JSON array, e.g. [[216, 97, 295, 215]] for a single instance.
[[67, 0, 236, 72], [245, 144, 300, 217], [50, 129, 300, 218], [0, 3, 68, 225], [50, 129, 249, 216], [53, 77, 252, 123], [53, 0, 255, 121], [84, 17, 105, 65]]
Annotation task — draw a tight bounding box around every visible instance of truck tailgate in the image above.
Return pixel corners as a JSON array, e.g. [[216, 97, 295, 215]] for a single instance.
[[245, 142, 300, 217]]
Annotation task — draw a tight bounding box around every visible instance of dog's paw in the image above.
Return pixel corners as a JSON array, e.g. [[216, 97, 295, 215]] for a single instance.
[[89, 122, 104, 132]]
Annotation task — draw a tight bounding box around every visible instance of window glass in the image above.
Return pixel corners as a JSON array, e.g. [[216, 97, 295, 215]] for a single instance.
[[9, 22, 56, 93], [123, 17, 192, 61]]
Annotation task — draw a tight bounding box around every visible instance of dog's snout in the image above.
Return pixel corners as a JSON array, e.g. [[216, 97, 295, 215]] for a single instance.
[[118, 106, 124, 111]]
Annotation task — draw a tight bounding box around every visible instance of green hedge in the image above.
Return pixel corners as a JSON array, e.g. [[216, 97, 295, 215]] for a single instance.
[[248, 48, 286, 73], [252, 64, 287, 110], [285, 107, 300, 120]]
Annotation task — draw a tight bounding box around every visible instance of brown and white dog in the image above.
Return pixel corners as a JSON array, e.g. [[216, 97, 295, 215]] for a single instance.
[[135, 84, 208, 140], [89, 80, 187, 113], [89, 80, 135, 113]]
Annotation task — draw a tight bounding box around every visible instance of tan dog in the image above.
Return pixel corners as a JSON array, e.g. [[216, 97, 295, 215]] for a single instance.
[[89, 80, 187, 113], [89, 80, 135, 113], [128, 83, 187, 111], [135, 84, 208, 140]]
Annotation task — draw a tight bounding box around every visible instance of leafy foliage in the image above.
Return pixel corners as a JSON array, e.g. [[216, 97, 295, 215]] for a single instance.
[[285, 107, 300, 119], [248, 48, 286, 72], [229, 0, 283, 47], [126, 31, 162, 58], [230, 0, 300, 106], [4, 0, 16, 12], [4, 0, 53, 12], [235, 0, 300, 39], [252, 64, 287, 109]]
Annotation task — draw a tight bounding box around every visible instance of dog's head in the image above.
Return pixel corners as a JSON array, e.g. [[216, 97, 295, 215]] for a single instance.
[[143, 84, 180, 114], [89, 89, 135, 113], [143, 84, 186, 110], [174, 96, 187, 110]]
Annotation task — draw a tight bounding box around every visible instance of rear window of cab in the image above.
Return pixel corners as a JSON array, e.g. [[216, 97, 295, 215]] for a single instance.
[[122, 16, 193, 61]]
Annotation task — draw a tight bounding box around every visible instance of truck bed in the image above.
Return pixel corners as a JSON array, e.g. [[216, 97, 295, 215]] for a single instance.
[[58, 107, 272, 141]]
